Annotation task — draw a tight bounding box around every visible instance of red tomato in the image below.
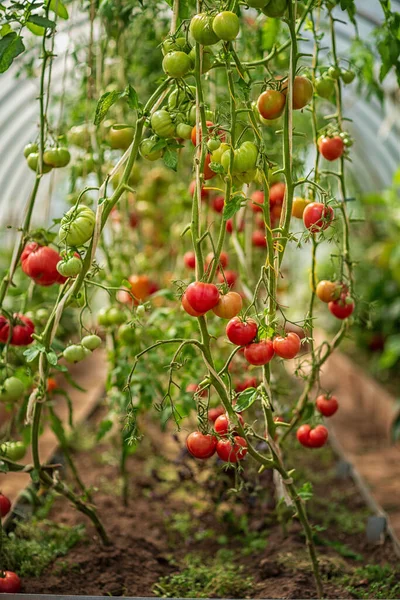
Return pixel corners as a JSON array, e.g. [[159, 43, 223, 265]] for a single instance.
[[212, 195, 225, 213], [0, 313, 35, 346], [204, 153, 216, 181], [186, 431, 217, 459], [251, 190, 264, 212], [129, 212, 139, 228], [226, 317, 258, 346], [47, 377, 57, 393], [129, 275, 151, 302], [0, 493, 11, 517], [273, 332, 301, 359], [235, 377, 257, 393], [214, 413, 244, 436], [257, 89, 286, 120], [212, 291, 242, 319], [303, 202, 334, 233], [270, 182, 285, 206], [189, 180, 209, 200], [208, 406, 225, 422], [282, 76, 313, 110], [216, 436, 247, 462], [191, 120, 214, 146], [186, 383, 207, 397], [252, 230, 267, 247], [318, 136, 344, 161], [148, 280, 159, 295], [184, 251, 196, 269], [182, 292, 205, 317], [226, 218, 244, 234], [205, 251, 228, 270], [244, 340, 275, 366], [185, 282, 220, 313], [218, 270, 238, 288], [296, 424, 311, 447], [297, 424, 328, 448], [0, 571, 21, 593], [328, 296, 354, 319], [316, 394, 339, 417], [21, 242, 66, 286]]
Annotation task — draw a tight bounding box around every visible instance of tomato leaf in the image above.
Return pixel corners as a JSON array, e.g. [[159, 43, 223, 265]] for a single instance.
[[23, 344, 44, 362], [163, 147, 178, 171], [46, 0, 69, 19], [46, 350, 58, 366], [210, 161, 224, 175], [234, 387, 258, 412], [28, 15, 56, 29], [94, 90, 125, 125], [124, 84, 140, 110], [0, 32, 25, 73], [223, 194, 243, 221]]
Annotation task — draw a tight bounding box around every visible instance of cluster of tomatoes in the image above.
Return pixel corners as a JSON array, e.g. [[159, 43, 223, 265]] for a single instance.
[[186, 410, 247, 463], [316, 280, 355, 320], [296, 394, 339, 449], [24, 142, 70, 174], [0, 493, 21, 592], [0, 313, 34, 346]]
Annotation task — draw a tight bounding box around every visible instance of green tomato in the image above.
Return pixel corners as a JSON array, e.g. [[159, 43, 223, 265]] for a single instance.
[[108, 307, 127, 325], [211, 142, 230, 164], [221, 141, 258, 174], [189, 13, 220, 46], [43, 147, 71, 168], [63, 344, 87, 363], [162, 51, 192, 78], [69, 124, 91, 148], [59, 204, 96, 247], [341, 69, 355, 84], [136, 305, 146, 318], [97, 307, 112, 327], [176, 123, 193, 140], [212, 11, 240, 42], [162, 37, 191, 55], [168, 86, 196, 110], [207, 138, 221, 152], [328, 65, 341, 79], [315, 76, 335, 99], [151, 110, 176, 139], [36, 308, 50, 323], [262, 0, 288, 18], [81, 334, 102, 350], [24, 142, 38, 158], [108, 126, 134, 150], [2, 377, 25, 401], [1, 441, 26, 461], [26, 153, 52, 173], [118, 323, 136, 344], [57, 256, 82, 278], [188, 46, 214, 73], [140, 137, 164, 161]]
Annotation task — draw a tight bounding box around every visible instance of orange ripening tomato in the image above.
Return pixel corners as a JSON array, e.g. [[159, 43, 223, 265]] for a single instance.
[[212, 291, 243, 319], [129, 275, 151, 302]]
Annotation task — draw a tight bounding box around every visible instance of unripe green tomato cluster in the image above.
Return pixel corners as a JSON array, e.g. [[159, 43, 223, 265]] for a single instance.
[[63, 336, 101, 364], [97, 307, 127, 327]]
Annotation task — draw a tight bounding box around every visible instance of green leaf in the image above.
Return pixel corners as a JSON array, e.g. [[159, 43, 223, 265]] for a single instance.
[[0, 460, 9, 473], [46, 351, 58, 366], [0, 32, 25, 73], [234, 387, 258, 413], [27, 15, 56, 29], [223, 194, 243, 221], [94, 90, 124, 125], [124, 84, 140, 110], [163, 147, 178, 171], [210, 162, 224, 175], [47, 0, 69, 19], [0, 24, 12, 37], [23, 344, 44, 363], [297, 481, 313, 502], [97, 419, 113, 441]]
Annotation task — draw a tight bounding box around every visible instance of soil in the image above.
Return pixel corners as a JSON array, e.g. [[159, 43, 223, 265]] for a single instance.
[[21, 413, 400, 599]]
